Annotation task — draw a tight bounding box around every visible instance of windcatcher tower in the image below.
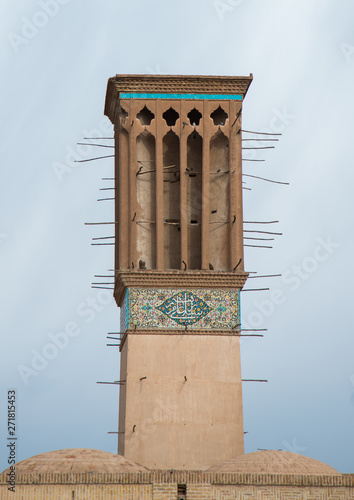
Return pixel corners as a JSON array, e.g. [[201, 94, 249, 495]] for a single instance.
[[104, 74, 253, 470]]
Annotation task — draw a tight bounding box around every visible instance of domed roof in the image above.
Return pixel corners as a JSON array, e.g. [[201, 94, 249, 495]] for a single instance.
[[3, 448, 148, 474], [207, 450, 341, 475]]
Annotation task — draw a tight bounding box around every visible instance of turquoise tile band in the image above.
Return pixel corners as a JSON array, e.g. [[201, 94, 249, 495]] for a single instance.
[[120, 92, 242, 101]]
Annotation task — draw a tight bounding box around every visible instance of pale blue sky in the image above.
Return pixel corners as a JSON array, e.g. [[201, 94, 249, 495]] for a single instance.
[[1, 0, 354, 473]]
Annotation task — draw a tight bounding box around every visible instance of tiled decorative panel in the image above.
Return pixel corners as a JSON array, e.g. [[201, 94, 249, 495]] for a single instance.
[[120, 288, 240, 332]]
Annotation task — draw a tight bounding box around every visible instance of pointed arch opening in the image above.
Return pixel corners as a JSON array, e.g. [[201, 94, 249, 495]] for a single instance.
[[137, 106, 155, 126], [187, 108, 202, 126], [210, 106, 228, 126], [163, 107, 179, 127], [187, 131, 202, 269], [136, 131, 156, 269], [209, 129, 229, 270], [118, 106, 128, 125], [163, 131, 180, 269]]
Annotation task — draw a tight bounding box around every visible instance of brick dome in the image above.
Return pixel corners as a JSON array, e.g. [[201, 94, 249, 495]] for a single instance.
[[207, 450, 341, 475], [2, 448, 148, 474]]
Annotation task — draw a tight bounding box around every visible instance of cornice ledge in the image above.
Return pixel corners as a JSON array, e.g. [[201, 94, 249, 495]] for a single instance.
[[114, 270, 248, 306]]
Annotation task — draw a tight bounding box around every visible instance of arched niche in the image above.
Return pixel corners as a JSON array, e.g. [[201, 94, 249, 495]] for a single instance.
[[136, 131, 156, 269], [163, 131, 180, 269], [137, 105, 155, 126], [163, 107, 179, 127], [116, 128, 129, 269], [187, 108, 202, 126], [118, 106, 128, 126], [209, 129, 229, 270], [210, 105, 228, 126], [187, 131, 202, 269]]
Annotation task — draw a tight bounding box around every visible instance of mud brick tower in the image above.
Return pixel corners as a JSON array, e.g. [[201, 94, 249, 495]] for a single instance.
[[104, 74, 253, 470], [1, 73, 349, 498]]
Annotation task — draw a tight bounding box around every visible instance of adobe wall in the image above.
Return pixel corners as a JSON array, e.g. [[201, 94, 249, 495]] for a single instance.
[[119, 333, 244, 469], [1, 471, 353, 500]]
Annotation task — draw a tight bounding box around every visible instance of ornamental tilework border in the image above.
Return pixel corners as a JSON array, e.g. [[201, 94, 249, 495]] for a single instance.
[[120, 288, 240, 331], [120, 289, 129, 332]]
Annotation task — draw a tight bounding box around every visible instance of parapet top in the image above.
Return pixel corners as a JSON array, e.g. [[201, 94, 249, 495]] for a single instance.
[[104, 73, 253, 123]]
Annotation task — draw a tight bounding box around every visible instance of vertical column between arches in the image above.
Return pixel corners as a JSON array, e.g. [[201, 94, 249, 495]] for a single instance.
[[187, 131, 202, 270], [155, 100, 164, 270], [114, 127, 119, 271], [180, 101, 189, 269], [229, 100, 244, 270], [163, 130, 180, 269], [201, 100, 210, 270], [116, 124, 129, 270], [129, 100, 138, 269]]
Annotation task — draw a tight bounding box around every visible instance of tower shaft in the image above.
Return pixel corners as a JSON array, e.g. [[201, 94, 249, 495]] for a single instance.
[[104, 74, 252, 469]]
